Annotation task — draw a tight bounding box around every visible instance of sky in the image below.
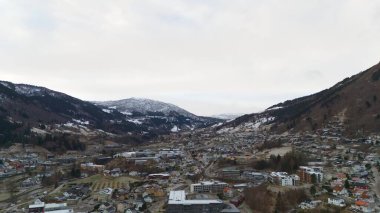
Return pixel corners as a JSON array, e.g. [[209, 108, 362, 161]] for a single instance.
[[0, 0, 380, 116]]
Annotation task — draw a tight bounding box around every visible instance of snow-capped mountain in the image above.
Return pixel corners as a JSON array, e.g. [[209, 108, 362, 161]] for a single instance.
[[94, 98, 221, 133], [94, 98, 198, 119], [0, 81, 221, 148], [0, 81, 67, 98], [0, 80, 133, 135], [211, 113, 243, 120]]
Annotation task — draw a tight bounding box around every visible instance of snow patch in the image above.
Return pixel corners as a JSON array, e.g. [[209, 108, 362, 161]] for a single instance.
[[127, 119, 143, 125], [211, 122, 224, 128], [267, 106, 283, 111], [64, 122, 74, 127], [31, 127, 48, 135], [212, 113, 242, 120], [15, 85, 43, 96], [72, 119, 90, 125], [102, 109, 112, 113], [171, 125, 180, 132], [248, 116, 275, 129], [217, 116, 275, 134], [0, 82, 12, 89], [121, 111, 132, 116]]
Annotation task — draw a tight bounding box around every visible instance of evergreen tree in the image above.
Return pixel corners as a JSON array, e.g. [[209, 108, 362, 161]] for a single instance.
[[344, 180, 350, 189], [275, 193, 286, 212], [310, 185, 317, 196], [311, 174, 317, 184]]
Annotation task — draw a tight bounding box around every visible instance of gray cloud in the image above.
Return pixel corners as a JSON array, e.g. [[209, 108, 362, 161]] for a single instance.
[[0, 0, 380, 115]]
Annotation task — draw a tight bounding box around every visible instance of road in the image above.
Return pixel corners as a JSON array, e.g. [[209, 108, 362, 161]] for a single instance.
[[204, 161, 217, 179], [2, 187, 48, 212]]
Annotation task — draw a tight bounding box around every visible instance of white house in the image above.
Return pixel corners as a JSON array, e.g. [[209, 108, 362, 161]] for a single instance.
[[328, 197, 345, 207], [333, 186, 348, 196], [270, 172, 300, 186]]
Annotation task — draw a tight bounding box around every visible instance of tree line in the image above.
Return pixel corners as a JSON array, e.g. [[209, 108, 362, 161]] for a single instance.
[[252, 151, 309, 174]]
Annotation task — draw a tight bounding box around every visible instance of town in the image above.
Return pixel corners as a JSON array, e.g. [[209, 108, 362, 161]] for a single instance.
[[1, 118, 380, 213], [1, 0, 380, 212]]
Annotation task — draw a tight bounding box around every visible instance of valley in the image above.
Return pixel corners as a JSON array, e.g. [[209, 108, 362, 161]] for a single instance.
[[0, 62, 380, 212]]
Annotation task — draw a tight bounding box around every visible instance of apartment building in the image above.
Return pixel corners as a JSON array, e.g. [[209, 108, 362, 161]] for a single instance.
[[190, 181, 228, 193]]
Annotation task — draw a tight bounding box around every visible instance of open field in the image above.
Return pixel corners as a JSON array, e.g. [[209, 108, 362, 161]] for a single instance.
[[264, 146, 292, 158], [72, 174, 140, 192], [253, 146, 294, 160], [0, 174, 29, 202], [0, 192, 10, 202]]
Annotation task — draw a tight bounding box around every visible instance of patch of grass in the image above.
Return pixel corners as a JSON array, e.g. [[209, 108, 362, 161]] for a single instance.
[[73, 174, 103, 184], [68, 174, 140, 193], [0, 192, 10, 201]]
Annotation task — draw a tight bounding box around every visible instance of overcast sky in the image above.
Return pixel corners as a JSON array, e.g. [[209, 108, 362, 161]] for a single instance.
[[0, 0, 380, 116]]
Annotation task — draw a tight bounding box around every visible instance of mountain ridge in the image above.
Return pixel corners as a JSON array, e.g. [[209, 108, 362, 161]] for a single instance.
[[94, 98, 221, 133], [219, 61, 380, 136], [93, 97, 198, 119], [0, 81, 220, 147]]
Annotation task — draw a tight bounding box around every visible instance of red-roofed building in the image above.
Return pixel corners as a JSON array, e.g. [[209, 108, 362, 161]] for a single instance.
[[333, 186, 348, 196], [355, 200, 368, 207]]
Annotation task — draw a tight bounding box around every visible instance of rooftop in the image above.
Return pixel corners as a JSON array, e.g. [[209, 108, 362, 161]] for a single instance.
[[45, 203, 68, 209], [169, 190, 186, 202], [168, 191, 223, 205], [192, 181, 228, 186]]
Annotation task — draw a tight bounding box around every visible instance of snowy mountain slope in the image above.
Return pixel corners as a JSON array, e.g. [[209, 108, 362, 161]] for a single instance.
[[94, 98, 198, 119], [211, 113, 243, 120], [217, 61, 380, 136], [0, 81, 222, 147], [0, 81, 66, 97], [94, 98, 222, 133], [0, 81, 142, 136]]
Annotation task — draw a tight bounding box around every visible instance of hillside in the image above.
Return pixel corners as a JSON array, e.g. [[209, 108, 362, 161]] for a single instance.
[[219, 62, 380, 136], [0, 81, 123, 127], [95, 98, 197, 119], [0, 81, 147, 145], [94, 98, 221, 133], [0, 81, 220, 147]]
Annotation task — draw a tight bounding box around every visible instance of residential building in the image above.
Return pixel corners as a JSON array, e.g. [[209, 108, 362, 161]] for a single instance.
[[80, 162, 105, 173], [327, 197, 345, 207], [28, 200, 74, 213], [148, 173, 170, 180], [270, 172, 300, 186], [352, 200, 373, 213], [333, 186, 349, 196], [242, 172, 266, 181], [221, 169, 241, 178], [298, 166, 323, 183], [190, 181, 228, 193], [158, 149, 183, 158]]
